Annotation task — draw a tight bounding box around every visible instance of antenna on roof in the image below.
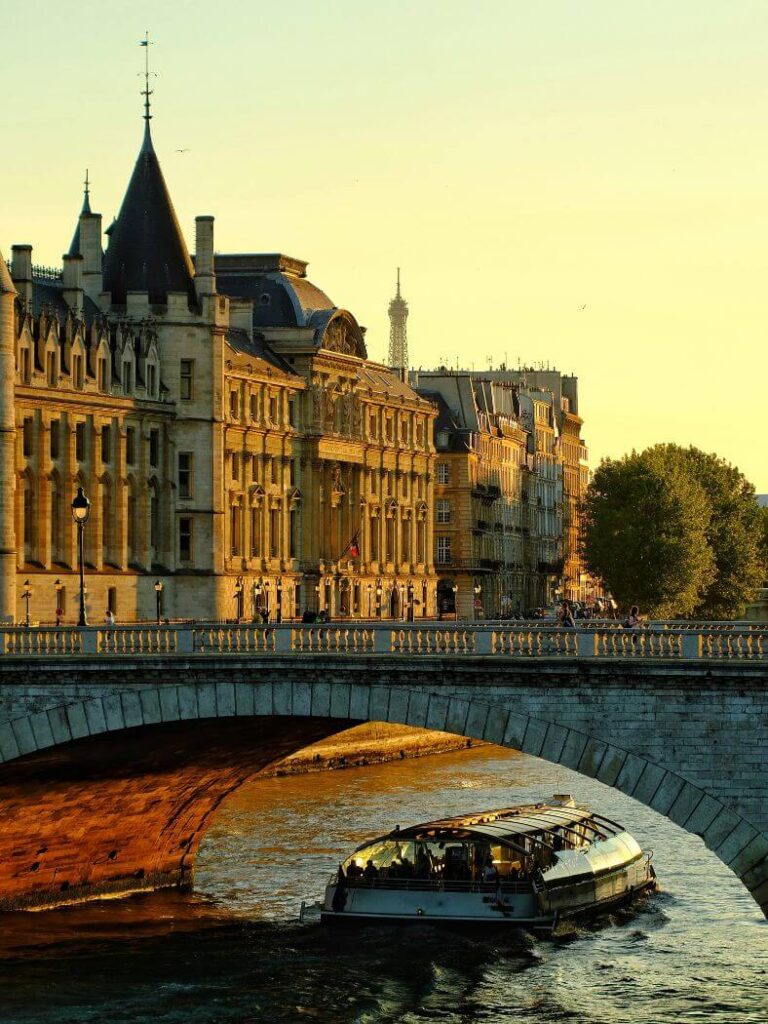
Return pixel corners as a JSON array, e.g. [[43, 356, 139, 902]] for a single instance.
[[139, 30, 158, 124]]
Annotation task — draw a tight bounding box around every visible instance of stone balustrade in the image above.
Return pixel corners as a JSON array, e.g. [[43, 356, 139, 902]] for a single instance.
[[0, 623, 765, 659]]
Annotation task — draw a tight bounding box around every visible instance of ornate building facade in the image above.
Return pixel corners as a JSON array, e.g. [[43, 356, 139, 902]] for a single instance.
[[0, 108, 437, 624]]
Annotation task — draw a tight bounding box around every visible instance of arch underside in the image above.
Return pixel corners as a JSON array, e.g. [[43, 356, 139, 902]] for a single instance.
[[0, 681, 766, 916]]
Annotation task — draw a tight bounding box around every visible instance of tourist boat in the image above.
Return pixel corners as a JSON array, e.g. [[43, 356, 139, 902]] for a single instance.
[[321, 796, 656, 931]]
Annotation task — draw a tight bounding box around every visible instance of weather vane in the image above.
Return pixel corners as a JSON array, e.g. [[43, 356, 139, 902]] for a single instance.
[[139, 31, 158, 122]]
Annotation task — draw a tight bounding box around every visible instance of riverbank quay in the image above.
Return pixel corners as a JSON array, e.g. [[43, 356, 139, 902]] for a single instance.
[[263, 723, 482, 776]]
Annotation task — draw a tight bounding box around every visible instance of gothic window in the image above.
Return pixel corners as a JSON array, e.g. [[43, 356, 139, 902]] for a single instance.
[[101, 483, 111, 563], [270, 505, 280, 558], [22, 480, 34, 559], [75, 422, 86, 462], [50, 484, 61, 562], [149, 429, 160, 468], [20, 347, 31, 384], [22, 417, 33, 458], [230, 504, 242, 557], [178, 452, 193, 499], [122, 360, 133, 395], [149, 485, 160, 560], [147, 363, 157, 399], [180, 359, 194, 401], [127, 488, 137, 562], [179, 517, 193, 563], [101, 425, 111, 464], [126, 427, 136, 466]]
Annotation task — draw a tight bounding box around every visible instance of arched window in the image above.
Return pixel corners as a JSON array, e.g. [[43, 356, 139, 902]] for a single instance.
[[149, 482, 160, 564], [101, 481, 112, 564], [127, 483, 137, 563]]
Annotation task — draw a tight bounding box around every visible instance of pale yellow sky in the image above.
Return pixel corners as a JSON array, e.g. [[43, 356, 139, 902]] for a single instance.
[[2, 1, 767, 488]]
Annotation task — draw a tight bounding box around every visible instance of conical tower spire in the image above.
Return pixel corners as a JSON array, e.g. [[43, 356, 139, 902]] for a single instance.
[[102, 40, 195, 306], [68, 170, 92, 257], [388, 267, 409, 371]]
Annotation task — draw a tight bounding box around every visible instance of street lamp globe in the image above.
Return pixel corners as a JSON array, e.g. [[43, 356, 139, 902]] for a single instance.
[[71, 486, 91, 524], [154, 580, 164, 594]]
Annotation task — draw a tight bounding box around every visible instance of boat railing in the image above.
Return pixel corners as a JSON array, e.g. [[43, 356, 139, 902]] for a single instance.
[[345, 877, 532, 895]]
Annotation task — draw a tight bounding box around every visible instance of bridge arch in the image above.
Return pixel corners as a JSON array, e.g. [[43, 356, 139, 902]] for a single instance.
[[0, 677, 766, 916]]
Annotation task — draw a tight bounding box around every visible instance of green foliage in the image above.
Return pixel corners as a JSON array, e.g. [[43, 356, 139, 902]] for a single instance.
[[583, 445, 765, 619], [759, 506, 768, 584], [582, 450, 713, 617]]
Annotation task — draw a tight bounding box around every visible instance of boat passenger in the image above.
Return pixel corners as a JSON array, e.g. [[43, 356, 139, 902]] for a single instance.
[[415, 848, 431, 879], [482, 863, 499, 882], [347, 861, 363, 880], [363, 859, 379, 882]]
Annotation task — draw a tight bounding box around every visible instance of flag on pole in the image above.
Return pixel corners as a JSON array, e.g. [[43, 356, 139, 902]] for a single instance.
[[338, 531, 360, 560]]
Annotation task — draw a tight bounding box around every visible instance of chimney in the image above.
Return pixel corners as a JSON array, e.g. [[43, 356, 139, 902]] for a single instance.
[[62, 254, 84, 315], [194, 215, 216, 299], [229, 298, 254, 340], [79, 212, 103, 302], [10, 245, 33, 307]]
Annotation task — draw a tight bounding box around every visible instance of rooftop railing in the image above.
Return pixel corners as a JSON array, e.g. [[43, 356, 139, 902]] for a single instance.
[[0, 623, 765, 660]]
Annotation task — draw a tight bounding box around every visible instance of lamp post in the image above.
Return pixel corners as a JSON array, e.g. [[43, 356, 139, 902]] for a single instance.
[[407, 581, 414, 622], [22, 579, 32, 627], [451, 583, 458, 619], [54, 578, 64, 626], [366, 583, 372, 619], [234, 576, 244, 621], [276, 578, 283, 623], [263, 580, 270, 621], [474, 582, 482, 621], [154, 580, 164, 624], [376, 580, 383, 620], [253, 581, 263, 620], [71, 486, 90, 627]]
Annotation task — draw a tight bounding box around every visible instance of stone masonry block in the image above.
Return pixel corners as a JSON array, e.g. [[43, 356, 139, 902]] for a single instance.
[[101, 694, 126, 731], [349, 685, 371, 721], [83, 699, 107, 737], [159, 686, 182, 722], [727, 835, 768, 878], [176, 685, 200, 720], [252, 683, 272, 716], [464, 702, 489, 741], [310, 682, 331, 718], [197, 684, 218, 720], [558, 730, 589, 771], [65, 703, 90, 740], [482, 707, 509, 746], [0, 723, 20, 762], [386, 687, 409, 727], [595, 745, 627, 787], [291, 681, 311, 717], [139, 689, 162, 725], [685, 795, 723, 837], [27, 711, 55, 751], [577, 738, 608, 779], [742, 854, 768, 892], [667, 782, 705, 828], [749, 878, 768, 908], [702, 807, 742, 853], [649, 773, 685, 816], [120, 691, 143, 729], [521, 718, 549, 758], [632, 763, 666, 805], [539, 724, 569, 765], [330, 683, 351, 720], [615, 753, 648, 797], [445, 698, 470, 736], [234, 684, 255, 718], [502, 713, 529, 751], [716, 822, 762, 869], [369, 686, 390, 723], [216, 682, 236, 717], [11, 717, 38, 755], [46, 707, 73, 746], [426, 694, 450, 732]]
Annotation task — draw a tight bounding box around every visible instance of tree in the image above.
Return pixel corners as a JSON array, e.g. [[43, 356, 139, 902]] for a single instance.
[[582, 450, 714, 617], [758, 506, 768, 585], [648, 446, 764, 619]]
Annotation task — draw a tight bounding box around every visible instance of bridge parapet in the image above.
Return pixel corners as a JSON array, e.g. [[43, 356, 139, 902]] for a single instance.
[[0, 623, 766, 660]]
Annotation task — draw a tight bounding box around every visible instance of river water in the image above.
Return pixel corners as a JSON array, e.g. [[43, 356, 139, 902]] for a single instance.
[[0, 745, 765, 1024]]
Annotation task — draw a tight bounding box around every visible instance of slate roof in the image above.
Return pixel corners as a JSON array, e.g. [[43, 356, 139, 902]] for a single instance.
[[225, 326, 296, 376], [68, 186, 92, 258], [30, 278, 101, 324], [0, 250, 14, 295], [102, 124, 195, 306], [215, 254, 335, 330]]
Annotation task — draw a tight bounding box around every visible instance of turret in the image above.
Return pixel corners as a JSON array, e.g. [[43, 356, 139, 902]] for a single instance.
[[194, 215, 216, 299], [0, 252, 16, 622], [10, 245, 32, 307]]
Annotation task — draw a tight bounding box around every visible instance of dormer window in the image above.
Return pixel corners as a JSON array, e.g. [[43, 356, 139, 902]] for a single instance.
[[20, 348, 31, 384], [98, 356, 108, 392], [122, 360, 133, 395], [46, 351, 57, 388], [73, 353, 84, 390], [147, 363, 157, 399]]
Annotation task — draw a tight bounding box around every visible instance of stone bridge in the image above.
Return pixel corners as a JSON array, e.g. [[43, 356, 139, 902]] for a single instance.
[[0, 623, 766, 916]]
